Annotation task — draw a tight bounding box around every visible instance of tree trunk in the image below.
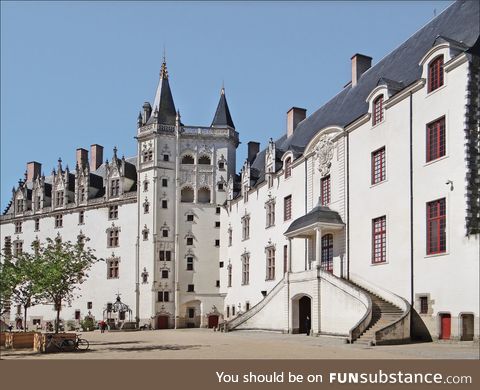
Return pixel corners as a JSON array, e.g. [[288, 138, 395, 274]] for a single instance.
[[55, 300, 61, 334], [23, 305, 28, 332]]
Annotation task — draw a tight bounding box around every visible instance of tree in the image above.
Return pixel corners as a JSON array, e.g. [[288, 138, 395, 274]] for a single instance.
[[36, 237, 99, 333]]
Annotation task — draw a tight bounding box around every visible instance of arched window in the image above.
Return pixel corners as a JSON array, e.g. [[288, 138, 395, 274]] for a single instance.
[[198, 155, 211, 165], [197, 187, 211, 203], [321, 234, 333, 273], [284, 157, 292, 178], [428, 55, 444, 92], [181, 187, 194, 203], [372, 95, 384, 125], [181, 155, 194, 164]]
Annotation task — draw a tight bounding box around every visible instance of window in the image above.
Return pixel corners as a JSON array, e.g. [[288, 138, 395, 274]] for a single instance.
[[144, 201, 150, 214], [198, 155, 211, 165], [321, 234, 334, 273], [109, 205, 118, 219], [142, 228, 149, 241], [110, 179, 120, 197], [241, 253, 249, 285], [215, 221, 220, 228], [80, 187, 86, 202], [181, 187, 194, 203], [420, 296, 428, 314], [107, 258, 119, 279], [108, 228, 119, 247], [283, 245, 288, 274], [267, 173, 273, 189], [226, 306, 230, 318], [16, 199, 23, 213], [55, 214, 63, 228], [188, 308, 195, 318], [143, 149, 153, 162], [87, 302, 92, 310], [186, 237, 193, 246], [216, 280, 220, 287], [371, 147, 386, 184], [161, 270, 169, 279], [74, 310, 81, 320], [158, 291, 169, 302], [216, 206, 221, 214], [187, 257, 194, 271], [13, 241, 23, 256], [162, 200, 168, 209], [181, 155, 194, 164], [232, 306, 235, 316], [78, 211, 84, 225], [159, 250, 171, 261], [284, 195, 292, 221], [228, 229, 232, 247], [266, 201, 275, 227], [372, 95, 384, 125], [428, 55, 444, 92], [14, 221, 22, 234], [266, 247, 275, 280], [34, 218, 40, 231], [246, 302, 250, 311], [56, 191, 64, 207], [197, 187, 211, 203], [227, 265, 232, 287], [426, 117, 446, 162], [372, 216, 387, 264], [163, 154, 169, 162], [162, 229, 168, 238], [162, 178, 168, 187], [284, 157, 292, 178], [218, 161, 225, 170], [427, 198, 446, 255], [321, 175, 331, 205], [219, 261, 224, 268], [215, 239, 220, 247], [187, 284, 194, 292], [143, 181, 149, 192], [218, 183, 224, 191], [241, 215, 250, 240], [187, 214, 194, 222]]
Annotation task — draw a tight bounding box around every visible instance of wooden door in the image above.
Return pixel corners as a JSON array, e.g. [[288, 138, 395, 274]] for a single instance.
[[440, 313, 451, 340], [208, 315, 219, 328], [157, 315, 169, 329]]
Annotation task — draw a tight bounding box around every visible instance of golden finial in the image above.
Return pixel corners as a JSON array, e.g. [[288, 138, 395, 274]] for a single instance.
[[160, 45, 168, 80]]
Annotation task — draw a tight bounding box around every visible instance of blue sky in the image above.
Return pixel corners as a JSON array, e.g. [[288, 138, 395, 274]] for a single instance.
[[1, 0, 452, 210]]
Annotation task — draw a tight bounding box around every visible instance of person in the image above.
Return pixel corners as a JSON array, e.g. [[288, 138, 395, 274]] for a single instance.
[[99, 320, 106, 333]]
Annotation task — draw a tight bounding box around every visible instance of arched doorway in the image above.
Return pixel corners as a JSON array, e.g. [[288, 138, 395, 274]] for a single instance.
[[292, 295, 312, 334], [208, 314, 219, 328], [157, 315, 169, 329], [461, 314, 474, 341]]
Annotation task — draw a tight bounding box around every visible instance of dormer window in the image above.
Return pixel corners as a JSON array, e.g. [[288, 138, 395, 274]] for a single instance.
[[428, 55, 444, 92], [284, 157, 292, 179], [16, 199, 23, 213], [372, 95, 384, 125], [56, 191, 64, 207], [110, 179, 120, 197]]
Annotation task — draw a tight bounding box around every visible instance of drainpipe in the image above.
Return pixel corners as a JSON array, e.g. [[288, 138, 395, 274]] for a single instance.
[[304, 159, 308, 270], [135, 141, 141, 327], [346, 131, 350, 280], [174, 113, 181, 329], [409, 92, 414, 310]]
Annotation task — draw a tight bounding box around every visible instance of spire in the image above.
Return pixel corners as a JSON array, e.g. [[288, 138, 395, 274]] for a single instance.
[[211, 86, 235, 128], [150, 58, 176, 126]]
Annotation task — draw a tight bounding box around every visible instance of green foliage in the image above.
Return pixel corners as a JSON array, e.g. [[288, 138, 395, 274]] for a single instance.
[[66, 320, 77, 331], [80, 316, 95, 331]]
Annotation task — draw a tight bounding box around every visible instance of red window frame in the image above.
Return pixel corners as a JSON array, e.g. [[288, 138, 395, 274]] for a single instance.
[[321, 234, 333, 272], [426, 117, 446, 162], [371, 147, 386, 184], [428, 55, 444, 92], [426, 198, 446, 255], [321, 175, 331, 205], [372, 216, 387, 264], [284, 158, 292, 178], [372, 95, 384, 125]]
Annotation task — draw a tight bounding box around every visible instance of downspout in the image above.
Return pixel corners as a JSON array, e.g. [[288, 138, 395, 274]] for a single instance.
[[135, 141, 141, 327], [174, 113, 181, 329], [346, 131, 350, 280], [409, 92, 414, 310], [304, 159, 308, 270]]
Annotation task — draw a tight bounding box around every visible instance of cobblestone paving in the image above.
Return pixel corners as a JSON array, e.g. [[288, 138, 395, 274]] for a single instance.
[[1, 329, 478, 359]]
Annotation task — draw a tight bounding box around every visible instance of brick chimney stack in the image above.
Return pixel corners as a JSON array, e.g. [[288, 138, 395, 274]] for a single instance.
[[351, 53, 372, 87], [26, 161, 42, 182], [90, 144, 104, 171], [76, 148, 89, 169], [287, 107, 307, 138]]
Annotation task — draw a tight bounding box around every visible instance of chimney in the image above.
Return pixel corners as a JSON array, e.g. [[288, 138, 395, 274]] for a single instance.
[[26, 161, 41, 182], [351, 53, 372, 87], [247, 141, 260, 163], [287, 107, 307, 138], [90, 144, 104, 171], [76, 148, 89, 169]]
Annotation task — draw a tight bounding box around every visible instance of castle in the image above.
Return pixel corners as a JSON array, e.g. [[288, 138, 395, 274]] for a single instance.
[[1, 0, 479, 342]]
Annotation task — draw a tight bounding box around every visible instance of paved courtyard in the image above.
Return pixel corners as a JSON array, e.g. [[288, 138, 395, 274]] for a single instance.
[[1, 329, 478, 359]]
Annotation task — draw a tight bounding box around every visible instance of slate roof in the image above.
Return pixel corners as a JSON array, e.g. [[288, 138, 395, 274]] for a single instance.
[[211, 88, 235, 128], [148, 63, 177, 126], [285, 203, 344, 235], [242, 0, 480, 190]]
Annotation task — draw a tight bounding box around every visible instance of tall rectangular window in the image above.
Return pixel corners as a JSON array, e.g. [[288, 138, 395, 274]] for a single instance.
[[107, 258, 119, 279], [228, 228, 232, 247], [227, 265, 232, 287], [283, 245, 288, 274], [420, 296, 429, 314], [428, 55, 444, 92], [372, 216, 386, 264], [14, 221, 22, 234], [110, 179, 120, 197], [109, 205, 118, 219], [242, 216, 250, 240], [321, 176, 331, 205], [55, 214, 63, 228], [108, 229, 119, 247], [266, 201, 275, 227], [241, 254, 249, 285], [371, 147, 386, 184], [159, 250, 171, 261], [266, 247, 275, 280], [78, 211, 84, 225], [427, 198, 446, 255], [426, 117, 446, 162], [284, 195, 292, 221], [187, 257, 194, 271]]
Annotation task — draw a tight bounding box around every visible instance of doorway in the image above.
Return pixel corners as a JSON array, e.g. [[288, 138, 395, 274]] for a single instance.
[[208, 315, 219, 328], [157, 315, 169, 329], [439, 313, 451, 340], [461, 314, 474, 341], [298, 296, 312, 334]]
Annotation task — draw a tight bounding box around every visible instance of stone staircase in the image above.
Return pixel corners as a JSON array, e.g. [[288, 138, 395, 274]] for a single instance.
[[352, 288, 404, 346]]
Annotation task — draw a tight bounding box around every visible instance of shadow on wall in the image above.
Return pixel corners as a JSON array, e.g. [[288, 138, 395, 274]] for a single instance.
[[410, 310, 433, 343]]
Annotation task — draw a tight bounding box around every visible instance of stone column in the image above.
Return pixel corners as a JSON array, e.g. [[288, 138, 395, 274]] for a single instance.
[[315, 227, 322, 269]]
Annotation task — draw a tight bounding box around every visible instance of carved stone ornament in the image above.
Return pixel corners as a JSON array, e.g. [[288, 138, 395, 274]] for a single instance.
[[315, 136, 334, 176]]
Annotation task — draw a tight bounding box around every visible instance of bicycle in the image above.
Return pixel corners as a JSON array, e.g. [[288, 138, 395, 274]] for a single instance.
[[45, 334, 89, 352]]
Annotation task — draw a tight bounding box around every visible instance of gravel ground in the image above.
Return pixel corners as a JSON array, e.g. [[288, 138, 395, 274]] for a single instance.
[[1, 329, 478, 359]]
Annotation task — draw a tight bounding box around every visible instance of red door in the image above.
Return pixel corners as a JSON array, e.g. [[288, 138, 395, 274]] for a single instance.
[[157, 315, 169, 329], [208, 315, 219, 328], [440, 314, 451, 340]]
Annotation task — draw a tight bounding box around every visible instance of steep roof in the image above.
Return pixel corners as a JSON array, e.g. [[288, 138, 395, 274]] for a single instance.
[[211, 88, 235, 128], [148, 61, 177, 126], [244, 0, 479, 187]]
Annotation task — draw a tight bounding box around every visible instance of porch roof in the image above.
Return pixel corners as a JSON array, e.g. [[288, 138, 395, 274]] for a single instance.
[[284, 204, 344, 237]]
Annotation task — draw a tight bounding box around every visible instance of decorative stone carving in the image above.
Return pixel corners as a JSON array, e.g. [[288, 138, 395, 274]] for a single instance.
[[315, 136, 334, 176]]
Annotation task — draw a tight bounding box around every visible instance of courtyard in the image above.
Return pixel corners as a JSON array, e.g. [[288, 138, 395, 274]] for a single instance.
[[1, 329, 478, 359]]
